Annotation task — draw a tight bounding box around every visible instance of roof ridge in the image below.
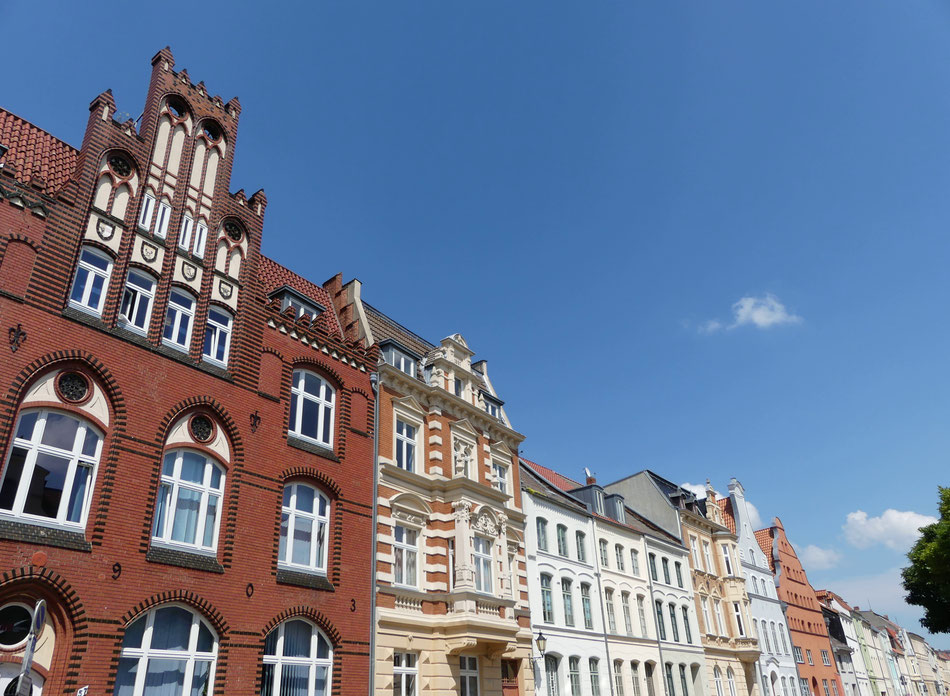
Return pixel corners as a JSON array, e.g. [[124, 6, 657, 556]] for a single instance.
[[0, 107, 78, 152], [363, 302, 435, 350]]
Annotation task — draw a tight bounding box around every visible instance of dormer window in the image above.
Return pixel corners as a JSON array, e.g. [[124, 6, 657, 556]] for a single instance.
[[381, 341, 418, 378], [593, 489, 605, 515], [482, 393, 503, 420], [270, 286, 324, 322]]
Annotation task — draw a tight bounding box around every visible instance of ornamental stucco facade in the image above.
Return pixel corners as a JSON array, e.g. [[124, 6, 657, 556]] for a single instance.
[[328, 282, 533, 696]]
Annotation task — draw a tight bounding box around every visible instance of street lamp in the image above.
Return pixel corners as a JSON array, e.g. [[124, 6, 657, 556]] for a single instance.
[[535, 632, 547, 658]]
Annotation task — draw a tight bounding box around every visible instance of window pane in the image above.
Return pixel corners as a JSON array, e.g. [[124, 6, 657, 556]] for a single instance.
[[315, 666, 329, 696], [264, 629, 279, 656], [82, 429, 99, 457], [190, 659, 213, 696], [150, 606, 194, 650], [179, 452, 206, 484], [282, 620, 313, 657], [170, 290, 193, 309], [24, 452, 71, 518], [144, 658, 186, 692], [197, 622, 214, 653], [292, 517, 313, 565], [15, 412, 38, 440], [88, 273, 105, 309], [122, 616, 146, 649], [83, 249, 110, 271], [304, 373, 323, 396], [153, 484, 170, 537], [316, 632, 330, 659], [295, 485, 314, 514], [322, 405, 332, 443], [209, 308, 230, 326], [278, 513, 289, 561], [171, 488, 202, 544], [301, 399, 320, 439], [70, 267, 89, 303], [0, 447, 27, 510], [203, 326, 215, 357], [66, 463, 91, 522], [41, 412, 80, 450], [210, 465, 222, 490], [114, 657, 139, 696], [289, 394, 298, 433], [279, 663, 310, 696], [202, 495, 219, 547]]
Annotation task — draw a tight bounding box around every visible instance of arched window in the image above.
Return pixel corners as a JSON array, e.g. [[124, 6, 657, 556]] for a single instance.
[[279, 483, 330, 573], [202, 306, 233, 366], [261, 619, 332, 696], [714, 668, 725, 696], [152, 449, 224, 552], [119, 269, 157, 334], [556, 524, 569, 556], [536, 518, 548, 552], [752, 576, 760, 594], [727, 669, 738, 696], [69, 246, 112, 315], [162, 288, 196, 351], [114, 605, 217, 695], [0, 409, 101, 526], [289, 370, 335, 448]]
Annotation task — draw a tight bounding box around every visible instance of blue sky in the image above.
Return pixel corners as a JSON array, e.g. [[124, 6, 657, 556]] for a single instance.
[[3, 1, 949, 643]]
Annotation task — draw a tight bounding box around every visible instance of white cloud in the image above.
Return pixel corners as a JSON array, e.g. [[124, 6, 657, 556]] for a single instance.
[[747, 501, 764, 529], [681, 482, 717, 499], [842, 509, 937, 552], [794, 542, 842, 571], [699, 293, 802, 334]]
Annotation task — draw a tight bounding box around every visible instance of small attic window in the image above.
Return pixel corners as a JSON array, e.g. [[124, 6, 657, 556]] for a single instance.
[[482, 392, 503, 420], [593, 489, 605, 515], [270, 286, 324, 322], [380, 341, 419, 378]]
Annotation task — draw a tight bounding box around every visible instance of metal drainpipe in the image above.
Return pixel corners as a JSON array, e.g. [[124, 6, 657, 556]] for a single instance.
[[592, 516, 616, 696], [369, 370, 380, 696], [647, 541, 670, 696]]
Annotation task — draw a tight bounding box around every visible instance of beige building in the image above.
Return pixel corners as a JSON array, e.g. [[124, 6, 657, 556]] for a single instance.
[[328, 277, 534, 696]]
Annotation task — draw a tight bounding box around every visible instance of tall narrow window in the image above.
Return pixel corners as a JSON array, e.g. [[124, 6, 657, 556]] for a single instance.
[[690, 536, 701, 568], [395, 419, 416, 472], [821, 650, 831, 667], [665, 664, 676, 696], [631, 549, 640, 575], [702, 542, 712, 571], [581, 583, 594, 630], [794, 647, 804, 664], [605, 589, 617, 633], [655, 600, 666, 641], [822, 681, 831, 696], [637, 596, 648, 636], [762, 622, 772, 652], [733, 603, 745, 637], [779, 625, 789, 654], [393, 652, 418, 696], [622, 592, 633, 635], [714, 601, 726, 636], [727, 669, 737, 696], [193, 222, 209, 258], [119, 270, 156, 333], [162, 288, 195, 351], [137, 193, 156, 231], [752, 576, 760, 594], [669, 604, 680, 642], [393, 525, 418, 587], [546, 655, 561, 696], [473, 536, 492, 593], [590, 659, 602, 696], [662, 558, 671, 585], [260, 619, 332, 696], [649, 553, 658, 580], [614, 661, 626, 696], [154, 200, 171, 239], [575, 531, 586, 562], [799, 678, 809, 696], [460, 657, 479, 696], [714, 668, 725, 696], [278, 482, 330, 573], [561, 578, 574, 627], [179, 215, 194, 251], [0, 410, 101, 527], [152, 449, 224, 552], [493, 462, 508, 494], [114, 605, 217, 695], [674, 562, 683, 588], [569, 657, 581, 696], [202, 307, 232, 366], [806, 650, 813, 666], [701, 597, 713, 634], [537, 519, 549, 552], [69, 247, 112, 315], [631, 662, 642, 696], [615, 544, 625, 571], [557, 525, 569, 556], [722, 544, 734, 575], [682, 606, 692, 643], [289, 370, 335, 449], [600, 539, 610, 566]]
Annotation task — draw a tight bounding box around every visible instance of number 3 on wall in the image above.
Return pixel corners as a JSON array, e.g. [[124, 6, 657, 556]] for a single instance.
[[350, 599, 356, 612]]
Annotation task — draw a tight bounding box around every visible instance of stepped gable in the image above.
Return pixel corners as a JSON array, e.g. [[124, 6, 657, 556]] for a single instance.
[[0, 107, 78, 191], [259, 256, 343, 338], [715, 496, 737, 533], [754, 527, 775, 571]]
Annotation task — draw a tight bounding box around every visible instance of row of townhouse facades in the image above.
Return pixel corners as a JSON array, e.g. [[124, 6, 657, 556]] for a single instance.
[[0, 47, 947, 696]]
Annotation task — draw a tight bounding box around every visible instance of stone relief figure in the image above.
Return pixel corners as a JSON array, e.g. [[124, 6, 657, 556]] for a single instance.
[[453, 438, 473, 478]]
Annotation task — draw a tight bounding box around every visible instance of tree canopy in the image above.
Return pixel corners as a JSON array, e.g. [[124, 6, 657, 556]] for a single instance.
[[902, 486, 950, 634]]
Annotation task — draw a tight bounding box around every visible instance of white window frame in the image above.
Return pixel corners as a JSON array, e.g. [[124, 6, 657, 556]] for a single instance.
[[690, 536, 701, 568], [383, 345, 416, 377], [460, 656, 479, 696], [576, 531, 586, 563], [701, 597, 713, 635], [394, 652, 418, 696], [614, 660, 626, 696], [278, 482, 330, 574], [615, 544, 625, 571], [152, 449, 225, 553], [69, 246, 113, 315], [138, 192, 156, 231], [473, 536, 493, 594], [0, 409, 101, 529], [537, 518, 549, 552], [154, 200, 171, 239], [262, 618, 333, 696], [289, 370, 336, 449], [714, 600, 726, 637], [682, 606, 692, 643], [557, 524, 569, 557], [581, 584, 594, 630], [622, 592, 633, 636], [393, 524, 419, 588], [637, 595, 648, 637], [193, 222, 208, 257], [179, 214, 195, 251], [119, 269, 156, 334], [202, 306, 232, 366], [631, 549, 640, 575], [590, 659, 602, 696], [561, 578, 574, 626], [606, 589, 617, 633], [722, 544, 734, 575], [733, 602, 745, 637], [395, 418, 418, 473], [540, 573, 555, 623], [116, 604, 217, 696], [569, 656, 582, 696], [600, 539, 610, 567], [492, 460, 508, 494], [547, 656, 561, 696], [702, 541, 712, 571], [162, 288, 196, 352]]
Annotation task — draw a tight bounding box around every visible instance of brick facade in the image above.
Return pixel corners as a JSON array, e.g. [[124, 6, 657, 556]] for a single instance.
[[0, 49, 376, 695]]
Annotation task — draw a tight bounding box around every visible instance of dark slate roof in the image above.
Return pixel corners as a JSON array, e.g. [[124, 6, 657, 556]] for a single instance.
[[364, 302, 435, 358]]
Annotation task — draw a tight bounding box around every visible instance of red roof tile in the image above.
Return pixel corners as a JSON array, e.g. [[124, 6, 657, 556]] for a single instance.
[[522, 457, 584, 493], [0, 107, 78, 192], [258, 256, 343, 338], [755, 528, 775, 571], [715, 497, 736, 534], [816, 589, 854, 613]]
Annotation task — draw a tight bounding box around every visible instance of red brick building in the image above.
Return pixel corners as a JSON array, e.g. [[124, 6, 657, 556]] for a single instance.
[[0, 48, 376, 695], [756, 520, 844, 696]]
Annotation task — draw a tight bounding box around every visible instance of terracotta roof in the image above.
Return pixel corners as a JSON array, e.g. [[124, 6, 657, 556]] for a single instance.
[[258, 256, 343, 338], [0, 107, 78, 192], [816, 589, 854, 613], [755, 528, 775, 571], [522, 457, 584, 494], [716, 497, 737, 534], [363, 302, 434, 359]]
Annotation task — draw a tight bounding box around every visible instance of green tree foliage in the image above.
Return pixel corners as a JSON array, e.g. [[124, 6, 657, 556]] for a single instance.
[[902, 486, 950, 634]]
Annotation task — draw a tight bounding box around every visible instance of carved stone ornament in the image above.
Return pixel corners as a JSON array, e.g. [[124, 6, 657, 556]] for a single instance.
[[96, 219, 115, 241], [472, 511, 498, 537], [182, 262, 197, 281], [392, 509, 426, 528], [497, 511, 508, 537], [107, 154, 132, 178], [452, 500, 472, 524], [224, 221, 243, 242], [219, 280, 233, 299], [141, 241, 158, 262], [58, 372, 89, 403], [453, 439, 473, 477]]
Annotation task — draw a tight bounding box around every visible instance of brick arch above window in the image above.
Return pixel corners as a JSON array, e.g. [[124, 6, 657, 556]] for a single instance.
[[260, 606, 341, 649], [155, 396, 244, 465], [278, 466, 341, 499], [118, 590, 230, 640]]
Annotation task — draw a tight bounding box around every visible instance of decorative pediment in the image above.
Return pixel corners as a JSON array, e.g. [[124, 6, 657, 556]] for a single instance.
[[450, 418, 479, 440], [472, 506, 504, 537], [392, 395, 426, 419], [390, 492, 432, 528], [490, 439, 515, 460]]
